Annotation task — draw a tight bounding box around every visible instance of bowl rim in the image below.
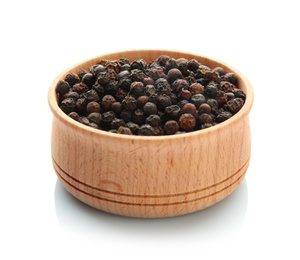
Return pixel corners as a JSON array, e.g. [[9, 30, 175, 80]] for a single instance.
[[48, 49, 254, 141]]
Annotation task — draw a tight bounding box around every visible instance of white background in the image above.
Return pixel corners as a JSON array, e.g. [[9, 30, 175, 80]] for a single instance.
[[1, 0, 299, 259]]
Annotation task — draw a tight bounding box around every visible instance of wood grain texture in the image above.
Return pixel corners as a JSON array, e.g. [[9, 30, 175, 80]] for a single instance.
[[48, 50, 254, 218]]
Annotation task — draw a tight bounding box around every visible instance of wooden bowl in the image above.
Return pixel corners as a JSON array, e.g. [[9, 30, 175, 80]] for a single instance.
[[48, 50, 254, 218]]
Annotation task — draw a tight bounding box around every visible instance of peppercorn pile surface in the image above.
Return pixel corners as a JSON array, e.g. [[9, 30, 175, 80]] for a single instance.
[[56, 55, 246, 136]]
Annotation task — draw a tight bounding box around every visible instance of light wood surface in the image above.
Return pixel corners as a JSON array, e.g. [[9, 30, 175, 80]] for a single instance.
[[48, 50, 254, 218]]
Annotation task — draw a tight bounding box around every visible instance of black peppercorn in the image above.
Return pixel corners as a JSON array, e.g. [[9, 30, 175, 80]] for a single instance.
[[83, 89, 99, 103], [65, 72, 80, 87], [130, 69, 146, 82], [122, 95, 137, 111], [86, 101, 101, 114], [125, 122, 140, 135], [155, 78, 171, 94], [156, 94, 172, 111], [81, 72, 95, 87], [102, 95, 116, 111], [187, 59, 200, 72], [138, 124, 154, 136], [57, 55, 246, 135], [129, 81, 144, 97], [130, 59, 147, 70], [117, 126, 133, 135], [60, 98, 76, 114], [146, 114, 161, 127], [118, 76, 132, 91], [132, 109, 145, 125], [190, 94, 206, 107], [172, 79, 189, 93], [178, 113, 196, 131], [111, 118, 126, 130], [216, 111, 233, 123], [198, 103, 212, 114], [56, 80, 70, 95], [189, 82, 205, 95], [144, 84, 156, 96], [179, 89, 192, 100], [167, 68, 183, 84], [163, 120, 179, 135], [199, 113, 213, 125], [226, 98, 244, 114], [164, 105, 181, 121], [87, 112, 102, 126], [181, 103, 197, 116], [101, 111, 116, 127], [205, 82, 218, 98], [136, 95, 149, 109], [111, 101, 122, 114], [73, 82, 89, 94], [143, 102, 158, 116], [68, 111, 80, 121]]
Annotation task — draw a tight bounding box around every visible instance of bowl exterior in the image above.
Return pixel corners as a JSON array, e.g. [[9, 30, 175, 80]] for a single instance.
[[49, 50, 253, 218]]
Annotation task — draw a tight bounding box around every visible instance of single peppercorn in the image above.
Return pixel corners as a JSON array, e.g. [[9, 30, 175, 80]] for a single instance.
[[179, 89, 192, 100], [172, 79, 189, 93], [65, 72, 80, 87], [144, 84, 156, 96], [146, 114, 161, 127], [198, 103, 212, 114], [143, 102, 158, 116], [81, 72, 95, 87], [131, 59, 147, 70], [215, 90, 228, 105], [205, 82, 218, 98], [222, 72, 237, 84], [78, 116, 90, 125], [132, 109, 145, 125], [117, 126, 133, 135], [101, 111, 116, 127], [167, 68, 183, 84], [190, 94, 206, 107], [87, 112, 102, 126], [86, 101, 101, 114], [143, 77, 155, 86], [102, 95, 116, 111], [122, 95, 137, 110], [73, 82, 89, 94], [164, 105, 181, 121], [216, 111, 233, 123], [156, 94, 172, 111], [138, 124, 155, 136], [226, 98, 244, 114], [136, 95, 149, 109], [163, 120, 179, 135], [83, 89, 99, 103], [155, 78, 171, 94], [187, 59, 200, 72], [129, 81, 144, 97], [56, 80, 70, 95], [60, 98, 76, 114], [178, 113, 196, 131], [189, 82, 205, 95], [125, 122, 140, 135], [181, 103, 197, 116], [111, 101, 122, 114], [111, 118, 126, 130], [68, 111, 80, 121], [199, 113, 213, 125]]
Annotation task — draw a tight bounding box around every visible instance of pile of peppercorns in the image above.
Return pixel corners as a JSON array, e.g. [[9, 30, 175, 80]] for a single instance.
[[55, 55, 246, 136]]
